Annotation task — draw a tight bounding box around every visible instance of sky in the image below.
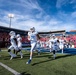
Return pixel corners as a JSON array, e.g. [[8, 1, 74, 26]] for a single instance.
[[0, 0, 76, 32]]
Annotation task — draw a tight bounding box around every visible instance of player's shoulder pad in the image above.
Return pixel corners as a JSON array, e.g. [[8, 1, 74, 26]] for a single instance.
[[35, 31, 38, 34]]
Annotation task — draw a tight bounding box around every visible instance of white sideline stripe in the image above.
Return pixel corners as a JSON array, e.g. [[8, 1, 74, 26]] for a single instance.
[[0, 62, 21, 75]]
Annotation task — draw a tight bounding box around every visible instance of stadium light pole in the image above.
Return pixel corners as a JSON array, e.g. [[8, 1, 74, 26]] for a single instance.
[[8, 14, 14, 28]]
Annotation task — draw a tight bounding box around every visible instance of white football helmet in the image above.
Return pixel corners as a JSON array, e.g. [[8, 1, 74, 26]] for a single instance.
[[16, 34, 20, 37], [9, 31, 15, 36], [30, 27, 35, 32]]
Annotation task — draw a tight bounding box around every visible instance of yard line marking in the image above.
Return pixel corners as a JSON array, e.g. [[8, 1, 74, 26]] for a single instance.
[[0, 62, 21, 75]]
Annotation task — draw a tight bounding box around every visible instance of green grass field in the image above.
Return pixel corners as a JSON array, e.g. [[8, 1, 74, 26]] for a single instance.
[[0, 49, 76, 75]]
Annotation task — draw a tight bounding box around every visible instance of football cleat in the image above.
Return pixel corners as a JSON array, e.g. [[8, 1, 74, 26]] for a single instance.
[[21, 55, 23, 59], [26, 59, 31, 64], [10, 56, 13, 60]]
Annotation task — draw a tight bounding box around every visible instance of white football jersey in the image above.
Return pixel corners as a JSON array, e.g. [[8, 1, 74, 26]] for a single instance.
[[59, 39, 64, 45], [10, 35, 17, 45], [17, 37, 22, 46], [50, 38, 58, 45], [28, 31, 38, 43]]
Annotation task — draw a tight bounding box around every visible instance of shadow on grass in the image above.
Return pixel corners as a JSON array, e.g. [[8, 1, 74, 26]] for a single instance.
[[32, 59, 51, 66], [0, 53, 30, 60], [32, 54, 75, 66], [0, 55, 10, 60], [12, 52, 52, 59], [33, 54, 52, 58], [20, 72, 31, 75], [56, 54, 75, 59]]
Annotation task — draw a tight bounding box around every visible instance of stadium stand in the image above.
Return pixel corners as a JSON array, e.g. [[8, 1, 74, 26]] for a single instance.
[[0, 26, 76, 48], [39, 30, 76, 48], [0, 26, 30, 48]]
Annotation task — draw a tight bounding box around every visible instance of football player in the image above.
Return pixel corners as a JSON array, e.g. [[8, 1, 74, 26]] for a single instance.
[[8, 31, 18, 60], [26, 27, 40, 64], [59, 36, 64, 54], [16, 34, 23, 58], [49, 35, 59, 59]]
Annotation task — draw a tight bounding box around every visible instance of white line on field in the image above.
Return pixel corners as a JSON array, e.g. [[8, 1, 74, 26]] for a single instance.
[[0, 62, 21, 75]]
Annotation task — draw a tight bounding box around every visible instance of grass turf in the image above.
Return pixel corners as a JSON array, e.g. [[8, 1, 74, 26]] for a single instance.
[[0, 65, 13, 75], [0, 49, 76, 75]]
